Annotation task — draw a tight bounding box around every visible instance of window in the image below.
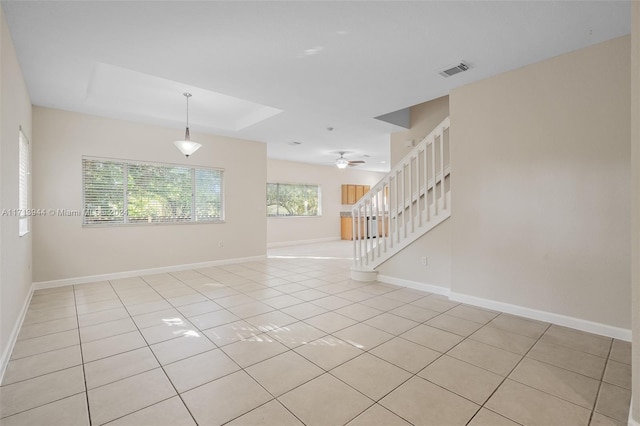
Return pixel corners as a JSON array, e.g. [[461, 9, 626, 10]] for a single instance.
[[267, 183, 321, 217], [18, 129, 30, 236], [82, 157, 223, 225]]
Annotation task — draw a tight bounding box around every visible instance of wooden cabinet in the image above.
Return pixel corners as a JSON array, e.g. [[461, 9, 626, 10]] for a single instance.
[[341, 216, 365, 240], [341, 184, 371, 205], [347, 185, 356, 204], [341, 217, 352, 240]]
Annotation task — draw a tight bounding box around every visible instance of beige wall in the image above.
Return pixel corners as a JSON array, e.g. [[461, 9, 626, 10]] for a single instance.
[[631, 1, 639, 421], [32, 107, 266, 282], [0, 7, 32, 367], [450, 36, 631, 329], [267, 158, 383, 245], [378, 95, 452, 288], [390, 95, 449, 167], [378, 219, 451, 289]]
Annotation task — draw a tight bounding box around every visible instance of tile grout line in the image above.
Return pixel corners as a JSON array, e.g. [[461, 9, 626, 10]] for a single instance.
[[120, 261, 338, 426], [334, 302, 473, 425], [179, 273, 425, 424], [244, 291, 455, 424], [329, 305, 517, 412], [314, 294, 472, 424], [6, 340, 80, 363], [176, 265, 338, 425], [0, 293, 86, 420], [105, 278, 201, 426], [461, 321, 553, 425], [73, 283, 93, 426], [587, 338, 614, 425]]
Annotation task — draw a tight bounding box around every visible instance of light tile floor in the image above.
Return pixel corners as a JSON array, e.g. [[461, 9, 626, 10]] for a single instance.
[[0, 244, 632, 425]]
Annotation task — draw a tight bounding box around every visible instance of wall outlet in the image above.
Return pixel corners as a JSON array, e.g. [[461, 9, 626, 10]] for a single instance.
[[421, 256, 427, 266]]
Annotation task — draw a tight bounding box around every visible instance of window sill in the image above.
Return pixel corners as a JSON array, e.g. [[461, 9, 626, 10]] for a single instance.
[[267, 215, 322, 219]]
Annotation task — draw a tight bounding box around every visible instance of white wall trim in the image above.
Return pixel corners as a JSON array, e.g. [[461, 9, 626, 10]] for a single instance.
[[630, 400, 639, 426], [449, 291, 632, 342], [32, 255, 267, 290], [0, 287, 33, 383], [267, 237, 339, 249], [377, 274, 450, 297]]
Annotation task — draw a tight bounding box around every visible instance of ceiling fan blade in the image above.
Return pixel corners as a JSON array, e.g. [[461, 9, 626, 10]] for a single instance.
[[348, 160, 366, 164]]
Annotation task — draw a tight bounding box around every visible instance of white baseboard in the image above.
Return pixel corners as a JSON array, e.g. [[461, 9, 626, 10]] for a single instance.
[[32, 255, 267, 290], [377, 274, 450, 297], [267, 237, 340, 249], [449, 291, 632, 342], [0, 286, 33, 383]]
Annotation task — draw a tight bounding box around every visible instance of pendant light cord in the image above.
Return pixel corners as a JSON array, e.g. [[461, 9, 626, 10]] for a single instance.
[[186, 93, 190, 127], [183, 92, 192, 141]]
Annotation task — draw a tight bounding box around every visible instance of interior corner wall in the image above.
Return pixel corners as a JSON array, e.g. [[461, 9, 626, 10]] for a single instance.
[[630, 1, 639, 421], [32, 107, 267, 283], [266, 158, 384, 245], [450, 35, 631, 330], [390, 95, 449, 167], [0, 6, 32, 367]]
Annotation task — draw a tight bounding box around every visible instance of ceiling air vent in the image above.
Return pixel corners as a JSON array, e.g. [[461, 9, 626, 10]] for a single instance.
[[439, 62, 470, 78]]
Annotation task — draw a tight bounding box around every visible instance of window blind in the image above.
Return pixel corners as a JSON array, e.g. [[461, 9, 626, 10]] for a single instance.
[[82, 159, 125, 224], [82, 157, 224, 225], [18, 130, 29, 236], [195, 168, 224, 221]]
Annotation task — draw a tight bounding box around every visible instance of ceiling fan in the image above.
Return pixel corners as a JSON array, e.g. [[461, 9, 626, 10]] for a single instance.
[[335, 152, 365, 169]]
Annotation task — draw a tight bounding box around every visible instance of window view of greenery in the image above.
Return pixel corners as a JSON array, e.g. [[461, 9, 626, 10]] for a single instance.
[[267, 183, 320, 217], [82, 158, 223, 225]]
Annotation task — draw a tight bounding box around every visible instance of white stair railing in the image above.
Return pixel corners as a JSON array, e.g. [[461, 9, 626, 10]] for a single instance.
[[352, 116, 451, 273]]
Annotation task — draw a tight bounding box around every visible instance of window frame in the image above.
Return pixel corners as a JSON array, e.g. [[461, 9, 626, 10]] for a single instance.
[[18, 128, 30, 237], [266, 182, 322, 218], [82, 156, 225, 227]]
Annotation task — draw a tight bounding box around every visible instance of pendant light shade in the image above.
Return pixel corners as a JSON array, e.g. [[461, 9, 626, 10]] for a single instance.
[[174, 139, 201, 158], [174, 92, 202, 158]]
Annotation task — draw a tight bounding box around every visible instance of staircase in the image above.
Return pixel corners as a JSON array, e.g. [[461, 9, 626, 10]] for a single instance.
[[351, 117, 451, 281]]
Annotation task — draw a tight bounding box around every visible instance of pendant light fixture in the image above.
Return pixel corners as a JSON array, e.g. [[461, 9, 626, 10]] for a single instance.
[[174, 92, 202, 158]]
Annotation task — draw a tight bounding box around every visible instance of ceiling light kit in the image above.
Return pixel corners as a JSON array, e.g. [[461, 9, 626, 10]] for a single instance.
[[173, 92, 202, 158], [336, 153, 349, 169]]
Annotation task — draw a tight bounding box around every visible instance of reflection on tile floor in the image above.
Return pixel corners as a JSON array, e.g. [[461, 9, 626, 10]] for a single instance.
[[0, 250, 632, 425]]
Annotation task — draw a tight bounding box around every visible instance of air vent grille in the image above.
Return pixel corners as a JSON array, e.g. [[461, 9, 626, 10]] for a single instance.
[[439, 62, 470, 78]]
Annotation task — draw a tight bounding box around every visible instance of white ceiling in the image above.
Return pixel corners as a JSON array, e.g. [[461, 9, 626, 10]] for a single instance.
[[2, 1, 631, 172]]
